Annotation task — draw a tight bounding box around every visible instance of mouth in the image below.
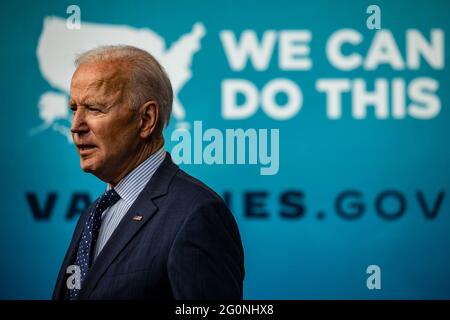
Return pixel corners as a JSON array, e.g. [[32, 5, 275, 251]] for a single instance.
[[76, 144, 97, 156]]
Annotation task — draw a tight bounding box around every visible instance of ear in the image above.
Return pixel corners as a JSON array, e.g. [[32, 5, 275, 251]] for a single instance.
[[138, 100, 159, 139]]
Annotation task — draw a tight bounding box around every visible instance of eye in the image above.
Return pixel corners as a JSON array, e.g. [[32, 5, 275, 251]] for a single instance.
[[88, 105, 103, 113], [69, 105, 77, 113]]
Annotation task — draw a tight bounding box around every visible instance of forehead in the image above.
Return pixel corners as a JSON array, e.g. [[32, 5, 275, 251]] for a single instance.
[[70, 62, 128, 102]]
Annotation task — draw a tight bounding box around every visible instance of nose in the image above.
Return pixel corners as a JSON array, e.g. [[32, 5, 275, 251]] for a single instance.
[[70, 108, 89, 135]]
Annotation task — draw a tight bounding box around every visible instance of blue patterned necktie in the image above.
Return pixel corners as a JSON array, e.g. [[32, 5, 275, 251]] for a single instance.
[[66, 188, 121, 300]]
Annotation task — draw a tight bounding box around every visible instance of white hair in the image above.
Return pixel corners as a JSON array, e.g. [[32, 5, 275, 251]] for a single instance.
[[75, 45, 173, 136]]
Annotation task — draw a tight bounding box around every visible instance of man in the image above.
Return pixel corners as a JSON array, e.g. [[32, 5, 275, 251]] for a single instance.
[[52, 45, 245, 300]]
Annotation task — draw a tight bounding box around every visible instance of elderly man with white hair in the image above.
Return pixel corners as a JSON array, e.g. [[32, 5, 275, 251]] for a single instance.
[[52, 45, 245, 300]]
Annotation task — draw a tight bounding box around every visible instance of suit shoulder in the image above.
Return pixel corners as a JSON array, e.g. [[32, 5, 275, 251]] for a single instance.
[[169, 168, 226, 207]]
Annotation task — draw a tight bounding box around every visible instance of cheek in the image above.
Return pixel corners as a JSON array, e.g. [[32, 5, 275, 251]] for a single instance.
[[89, 114, 138, 154], [108, 122, 139, 148], [105, 137, 132, 161], [88, 123, 112, 150]]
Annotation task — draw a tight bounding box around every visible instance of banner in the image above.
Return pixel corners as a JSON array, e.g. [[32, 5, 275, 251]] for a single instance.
[[0, 0, 449, 299]]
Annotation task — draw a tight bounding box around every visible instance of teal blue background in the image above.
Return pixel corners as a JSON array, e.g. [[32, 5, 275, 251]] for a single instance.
[[0, 0, 449, 299]]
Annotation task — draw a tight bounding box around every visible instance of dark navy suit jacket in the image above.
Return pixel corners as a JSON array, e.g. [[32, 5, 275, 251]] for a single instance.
[[52, 153, 245, 300]]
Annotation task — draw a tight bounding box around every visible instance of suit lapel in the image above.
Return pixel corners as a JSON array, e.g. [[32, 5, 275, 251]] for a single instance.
[[79, 153, 179, 299]]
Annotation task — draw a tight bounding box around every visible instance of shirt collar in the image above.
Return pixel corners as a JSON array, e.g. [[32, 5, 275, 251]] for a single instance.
[[107, 147, 166, 205]]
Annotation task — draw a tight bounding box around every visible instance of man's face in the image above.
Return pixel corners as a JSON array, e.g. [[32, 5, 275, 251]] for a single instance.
[[69, 62, 141, 183]]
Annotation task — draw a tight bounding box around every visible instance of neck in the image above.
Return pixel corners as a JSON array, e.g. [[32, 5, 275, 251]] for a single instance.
[[108, 138, 164, 187]]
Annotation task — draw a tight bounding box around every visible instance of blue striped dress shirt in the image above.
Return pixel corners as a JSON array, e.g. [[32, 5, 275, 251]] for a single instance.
[[93, 147, 166, 260]]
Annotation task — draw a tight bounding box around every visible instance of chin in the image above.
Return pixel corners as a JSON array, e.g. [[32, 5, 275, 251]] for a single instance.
[[79, 158, 99, 174]]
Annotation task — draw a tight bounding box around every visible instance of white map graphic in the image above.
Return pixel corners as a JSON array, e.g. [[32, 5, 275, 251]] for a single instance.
[[32, 16, 206, 142]]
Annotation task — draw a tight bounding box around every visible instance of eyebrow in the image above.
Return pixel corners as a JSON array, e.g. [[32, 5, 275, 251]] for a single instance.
[[69, 98, 107, 108]]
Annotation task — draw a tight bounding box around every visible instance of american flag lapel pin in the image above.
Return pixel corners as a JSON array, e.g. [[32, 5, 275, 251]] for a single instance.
[[132, 215, 143, 222]]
